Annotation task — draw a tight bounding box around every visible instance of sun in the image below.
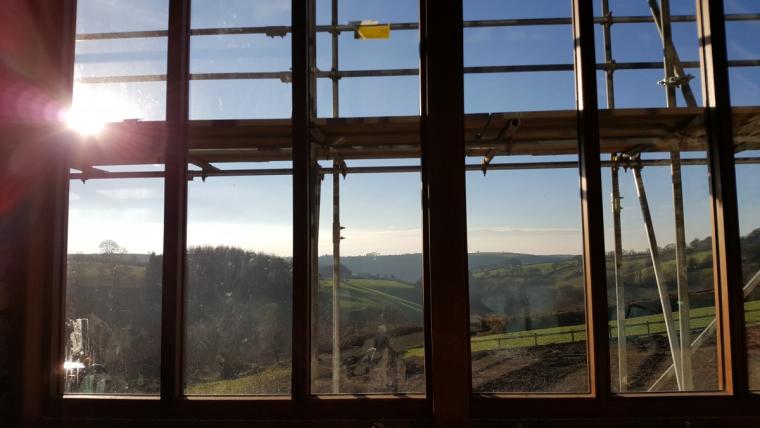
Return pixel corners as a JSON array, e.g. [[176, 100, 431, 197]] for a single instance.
[[63, 107, 106, 136], [63, 86, 142, 136]]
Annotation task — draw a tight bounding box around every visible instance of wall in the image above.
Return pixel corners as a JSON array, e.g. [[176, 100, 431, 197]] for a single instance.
[[1, 2, 73, 426], [0, 229, 8, 423]]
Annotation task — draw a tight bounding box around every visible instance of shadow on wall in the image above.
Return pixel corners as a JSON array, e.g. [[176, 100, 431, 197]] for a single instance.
[[0, 236, 10, 420], [0, 156, 14, 421]]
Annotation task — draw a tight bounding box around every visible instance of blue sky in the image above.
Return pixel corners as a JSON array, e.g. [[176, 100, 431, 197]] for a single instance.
[[67, 0, 760, 260]]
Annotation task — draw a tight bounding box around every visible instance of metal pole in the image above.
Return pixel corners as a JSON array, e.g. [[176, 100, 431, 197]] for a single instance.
[[670, 142, 693, 389], [647, 0, 698, 106], [75, 14, 760, 40], [658, 0, 694, 390], [69, 157, 760, 181], [310, 165, 322, 391], [659, 0, 678, 107], [648, 268, 760, 391], [305, 0, 319, 396], [602, 0, 615, 109], [603, 0, 626, 392], [631, 162, 683, 390], [611, 156, 628, 391], [331, 0, 339, 118], [331, 165, 341, 393], [328, 0, 341, 394]]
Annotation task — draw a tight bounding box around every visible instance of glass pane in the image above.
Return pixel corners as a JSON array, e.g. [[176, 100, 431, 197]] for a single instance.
[[593, 0, 703, 108], [310, 0, 424, 395], [65, 169, 164, 395], [184, 1, 293, 395], [189, 0, 292, 120], [191, 0, 290, 28], [596, 0, 720, 393], [725, 0, 760, 391], [184, 163, 293, 395], [72, 0, 168, 123], [75, 0, 169, 33], [464, 1, 589, 394], [315, 0, 420, 118]]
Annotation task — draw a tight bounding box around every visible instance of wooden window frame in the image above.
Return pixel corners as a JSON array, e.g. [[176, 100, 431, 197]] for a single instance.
[[8, 0, 759, 426]]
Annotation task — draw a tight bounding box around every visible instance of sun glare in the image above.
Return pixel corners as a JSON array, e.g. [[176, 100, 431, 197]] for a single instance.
[[64, 107, 106, 136], [64, 89, 143, 137]]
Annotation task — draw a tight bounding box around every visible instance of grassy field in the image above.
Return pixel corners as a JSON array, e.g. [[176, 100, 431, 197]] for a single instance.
[[185, 364, 290, 395], [318, 278, 423, 317], [404, 300, 760, 358], [67, 260, 147, 287]]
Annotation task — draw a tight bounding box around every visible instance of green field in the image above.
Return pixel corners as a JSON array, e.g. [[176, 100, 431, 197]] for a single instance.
[[403, 300, 760, 358], [185, 364, 290, 395], [319, 278, 423, 317]]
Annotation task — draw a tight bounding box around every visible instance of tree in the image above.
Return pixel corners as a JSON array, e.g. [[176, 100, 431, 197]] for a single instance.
[[99, 239, 125, 255], [97, 239, 128, 287]]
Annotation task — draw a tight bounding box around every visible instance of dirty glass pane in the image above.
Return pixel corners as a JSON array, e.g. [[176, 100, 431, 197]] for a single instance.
[[189, 0, 292, 120], [596, 0, 720, 393], [464, 0, 589, 394], [184, 163, 293, 395], [72, 0, 168, 123], [65, 168, 164, 394], [310, 0, 425, 395], [724, 0, 760, 391]]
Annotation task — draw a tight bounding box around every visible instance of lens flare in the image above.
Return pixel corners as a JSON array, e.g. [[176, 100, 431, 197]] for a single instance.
[[64, 107, 106, 136]]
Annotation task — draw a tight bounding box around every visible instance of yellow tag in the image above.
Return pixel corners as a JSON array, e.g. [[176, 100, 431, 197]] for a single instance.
[[355, 23, 390, 39]]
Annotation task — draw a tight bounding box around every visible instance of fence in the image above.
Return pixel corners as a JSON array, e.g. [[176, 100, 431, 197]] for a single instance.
[[470, 307, 760, 352]]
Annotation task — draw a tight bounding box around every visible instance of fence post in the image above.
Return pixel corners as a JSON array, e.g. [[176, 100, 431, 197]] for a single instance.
[[646, 321, 651, 335], [534, 333, 538, 346]]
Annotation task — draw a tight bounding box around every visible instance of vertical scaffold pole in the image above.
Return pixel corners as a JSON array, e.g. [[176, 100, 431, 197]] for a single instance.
[[330, 1, 341, 391], [611, 156, 628, 391], [601, 0, 615, 110], [307, 0, 320, 393], [310, 165, 322, 390], [631, 160, 684, 390], [331, 164, 341, 393], [331, 0, 339, 118], [670, 144, 693, 389], [659, 0, 695, 390], [602, 0, 627, 392]]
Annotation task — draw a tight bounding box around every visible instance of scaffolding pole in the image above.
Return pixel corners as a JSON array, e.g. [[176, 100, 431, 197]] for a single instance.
[[611, 155, 628, 391], [669, 142, 693, 389], [631, 160, 683, 390], [331, 0, 339, 118], [329, 0, 341, 394], [310, 165, 322, 390], [648, 268, 760, 391], [601, 0, 628, 392], [331, 163, 341, 393], [75, 14, 760, 41], [601, 0, 615, 110], [647, 0, 698, 106], [69, 157, 760, 181], [652, 0, 696, 390]]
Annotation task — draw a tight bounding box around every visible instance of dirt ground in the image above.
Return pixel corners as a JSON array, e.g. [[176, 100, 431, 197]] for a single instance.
[[746, 324, 760, 389], [472, 328, 726, 393], [312, 325, 760, 394]]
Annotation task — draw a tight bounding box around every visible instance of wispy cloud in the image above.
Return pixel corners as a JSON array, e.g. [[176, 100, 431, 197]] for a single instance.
[[95, 188, 157, 200], [467, 226, 579, 235]]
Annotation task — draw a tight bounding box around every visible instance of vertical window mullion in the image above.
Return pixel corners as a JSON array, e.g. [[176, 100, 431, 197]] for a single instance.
[[697, 0, 747, 396], [422, 0, 470, 425], [291, 0, 312, 403], [162, 0, 191, 403], [571, 0, 610, 400]]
